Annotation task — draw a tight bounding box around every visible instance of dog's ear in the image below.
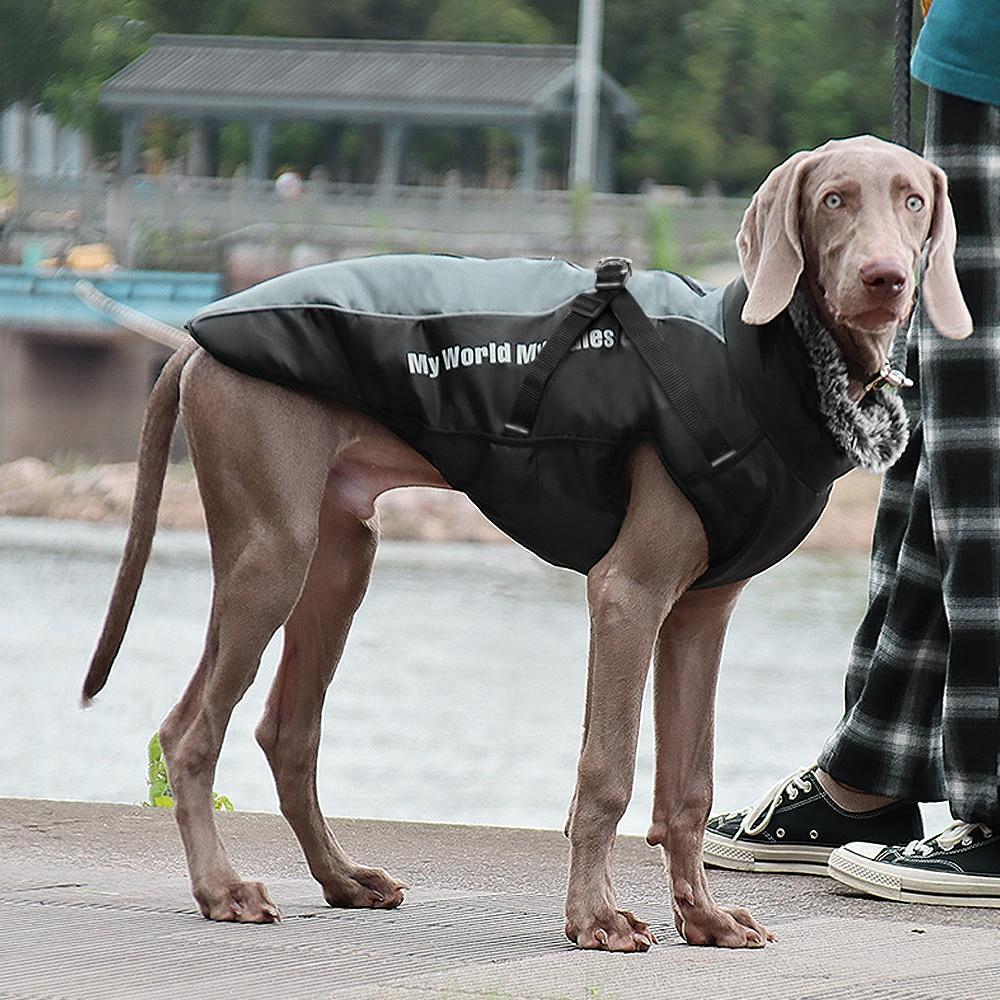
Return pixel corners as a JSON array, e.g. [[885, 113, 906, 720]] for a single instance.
[[922, 162, 973, 339], [738, 150, 818, 326]]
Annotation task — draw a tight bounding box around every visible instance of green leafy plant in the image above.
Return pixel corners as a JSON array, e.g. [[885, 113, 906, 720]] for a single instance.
[[648, 201, 680, 272], [569, 183, 591, 243], [144, 732, 233, 811]]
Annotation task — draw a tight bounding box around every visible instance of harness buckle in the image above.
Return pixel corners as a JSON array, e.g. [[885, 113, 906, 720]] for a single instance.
[[595, 256, 633, 289]]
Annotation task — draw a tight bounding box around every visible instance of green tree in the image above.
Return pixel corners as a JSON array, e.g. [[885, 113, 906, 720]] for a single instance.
[[0, 1, 76, 110], [426, 0, 557, 44], [3, 0, 913, 192], [42, 2, 152, 157], [612, 0, 906, 193]]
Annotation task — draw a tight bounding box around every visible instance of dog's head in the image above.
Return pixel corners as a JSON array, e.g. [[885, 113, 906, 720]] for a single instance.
[[737, 136, 972, 375]]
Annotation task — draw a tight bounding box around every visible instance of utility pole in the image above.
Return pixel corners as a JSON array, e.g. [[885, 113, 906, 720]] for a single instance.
[[570, 0, 604, 190]]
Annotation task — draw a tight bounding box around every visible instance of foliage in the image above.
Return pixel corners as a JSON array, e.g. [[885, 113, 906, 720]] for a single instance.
[[0, 1, 77, 107], [33, 2, 151, 157], [2, 0, 919, 193], [647, 202, 679, 273], [144, 732, 233, 811], [569, 184, 590, 243], [218, 123, 251, 176], [272, 122, 325, 175], [131, 220, 220, 272], [426, 0, 557, 44]]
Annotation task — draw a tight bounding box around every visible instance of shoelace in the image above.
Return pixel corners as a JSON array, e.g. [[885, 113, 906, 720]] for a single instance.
[[901, 820, 993, 857], [730, 766, 816, 840]]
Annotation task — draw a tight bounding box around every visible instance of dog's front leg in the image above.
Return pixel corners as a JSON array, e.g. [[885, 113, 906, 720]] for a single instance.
[[564, 445, 708, 952], [646, 582, 773, 948]]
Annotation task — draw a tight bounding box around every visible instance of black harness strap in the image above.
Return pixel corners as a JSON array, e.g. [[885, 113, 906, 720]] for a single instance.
[[504, 258, 737, 468], [503, 287, 615, 437], [610, 290, 737, 468]]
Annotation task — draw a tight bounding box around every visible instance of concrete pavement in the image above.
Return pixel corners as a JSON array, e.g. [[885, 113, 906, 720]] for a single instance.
[[0, 798, 997, 999]]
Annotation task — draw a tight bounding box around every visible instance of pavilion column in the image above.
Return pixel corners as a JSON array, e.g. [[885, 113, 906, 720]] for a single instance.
[[250, 120, 272, 180], [378, 122, 406, 190], [119, 112, 142, 176], [188, 118, 211, 176], [517, 121, 540, 191]]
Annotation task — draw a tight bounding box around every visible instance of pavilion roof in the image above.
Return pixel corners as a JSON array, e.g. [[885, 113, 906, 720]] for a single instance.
[[102, 34, 639, 124]]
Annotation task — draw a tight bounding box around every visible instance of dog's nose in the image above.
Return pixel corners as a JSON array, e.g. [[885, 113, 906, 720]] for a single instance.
[[859, 260, 908, 297]]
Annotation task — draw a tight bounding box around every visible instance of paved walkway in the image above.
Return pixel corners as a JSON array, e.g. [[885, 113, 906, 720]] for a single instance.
[[1, 799, 997, 999]]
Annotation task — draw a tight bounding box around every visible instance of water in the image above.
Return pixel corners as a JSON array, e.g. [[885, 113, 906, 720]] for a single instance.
[[0, 517, 950, 836]]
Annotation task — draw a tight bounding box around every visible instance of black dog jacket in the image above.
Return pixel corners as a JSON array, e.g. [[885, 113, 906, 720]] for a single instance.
[[187, 254, 855, 588]]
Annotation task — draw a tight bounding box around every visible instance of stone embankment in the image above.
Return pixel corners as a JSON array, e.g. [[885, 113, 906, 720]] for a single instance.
[[0, 457, 881, 551]]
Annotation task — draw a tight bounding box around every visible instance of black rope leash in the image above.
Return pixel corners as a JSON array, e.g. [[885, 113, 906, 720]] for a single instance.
[[892, 0, 914, 148]]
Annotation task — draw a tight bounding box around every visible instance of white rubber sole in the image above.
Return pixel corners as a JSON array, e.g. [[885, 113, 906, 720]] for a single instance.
[[703, 831, 832, 875], [828, 847, 1000, 908]]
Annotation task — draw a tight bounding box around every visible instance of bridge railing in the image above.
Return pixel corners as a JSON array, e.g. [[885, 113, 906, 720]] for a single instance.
[[9, 173, 747, 271]]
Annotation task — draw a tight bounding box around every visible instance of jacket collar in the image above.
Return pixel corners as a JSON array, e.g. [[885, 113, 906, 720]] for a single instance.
[[723, 281, 857, 493], [786, 290, 909, 473]]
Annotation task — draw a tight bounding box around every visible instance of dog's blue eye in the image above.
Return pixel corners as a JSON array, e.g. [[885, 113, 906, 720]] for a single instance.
[[823, 192, 843, 209], [906, 194, 925, 212]]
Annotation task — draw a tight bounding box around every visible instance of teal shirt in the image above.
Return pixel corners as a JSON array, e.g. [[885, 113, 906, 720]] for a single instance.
[[911, 0, 1000, 106]]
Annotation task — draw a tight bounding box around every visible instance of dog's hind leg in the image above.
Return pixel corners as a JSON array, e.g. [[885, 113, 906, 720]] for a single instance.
[[254, 483, 407, 910], [160, 515, 320, 922], [159, 358, 330, 922]]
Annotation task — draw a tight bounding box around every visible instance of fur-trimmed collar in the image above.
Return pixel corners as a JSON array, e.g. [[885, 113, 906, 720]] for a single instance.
[[787, 291, 909, 473]]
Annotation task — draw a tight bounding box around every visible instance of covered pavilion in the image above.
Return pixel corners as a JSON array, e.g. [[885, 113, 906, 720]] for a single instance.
[[100, 34, 639, 191]]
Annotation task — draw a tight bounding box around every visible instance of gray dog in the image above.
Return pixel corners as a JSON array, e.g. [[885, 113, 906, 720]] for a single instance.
[[84, 136, 970, 951]]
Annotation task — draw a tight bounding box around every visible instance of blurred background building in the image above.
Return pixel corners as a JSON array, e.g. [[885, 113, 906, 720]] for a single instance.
[[0, 0, 910, 464], [102, 35, 639, 192]]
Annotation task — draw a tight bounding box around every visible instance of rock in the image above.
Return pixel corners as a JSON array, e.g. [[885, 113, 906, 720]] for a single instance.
[[800, 469, 880, 551], [0, 457, 54, 493], [0, 460, 880, 554]]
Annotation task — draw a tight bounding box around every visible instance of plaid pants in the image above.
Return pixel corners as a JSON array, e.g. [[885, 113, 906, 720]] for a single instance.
[[817, 90, 1000, 825]]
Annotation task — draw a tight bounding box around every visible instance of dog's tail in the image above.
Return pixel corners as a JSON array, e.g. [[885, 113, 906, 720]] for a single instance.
[[81, 342, 197, 705]]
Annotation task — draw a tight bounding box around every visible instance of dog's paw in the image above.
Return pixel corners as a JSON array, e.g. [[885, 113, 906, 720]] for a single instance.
[[324, 866, 408, 910], [195, 880, 282, 923], [566, 907, 657, 952], [674, 901, 774, 948]]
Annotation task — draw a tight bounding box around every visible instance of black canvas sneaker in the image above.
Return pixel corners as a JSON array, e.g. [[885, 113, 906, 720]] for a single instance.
[[704, 766, 924, 875], [829, 821, 1000, 907]]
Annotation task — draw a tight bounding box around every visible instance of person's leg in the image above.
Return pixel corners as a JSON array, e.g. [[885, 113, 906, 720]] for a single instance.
[[826, 91, 1000, 825], [817, 419, 950, 805], [829, 88, 1000, 824], [828, 90, 1000, 906], [706, 86, 1000, 870], [920, 91, 1000, 828]]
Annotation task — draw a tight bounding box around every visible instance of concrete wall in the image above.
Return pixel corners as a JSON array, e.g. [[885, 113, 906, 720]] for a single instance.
[[0, 327, 171, 463]]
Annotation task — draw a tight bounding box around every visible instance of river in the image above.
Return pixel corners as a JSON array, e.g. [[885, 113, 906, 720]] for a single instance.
[[0, 516, 949, 836]]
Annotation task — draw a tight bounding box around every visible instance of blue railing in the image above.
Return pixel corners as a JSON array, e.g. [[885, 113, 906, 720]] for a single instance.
[[0, 266, 222, 331]]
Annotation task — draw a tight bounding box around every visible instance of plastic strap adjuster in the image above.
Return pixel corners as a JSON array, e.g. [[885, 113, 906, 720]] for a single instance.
[[595, 256, 633, 289], [571, 291, 611, 319]]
